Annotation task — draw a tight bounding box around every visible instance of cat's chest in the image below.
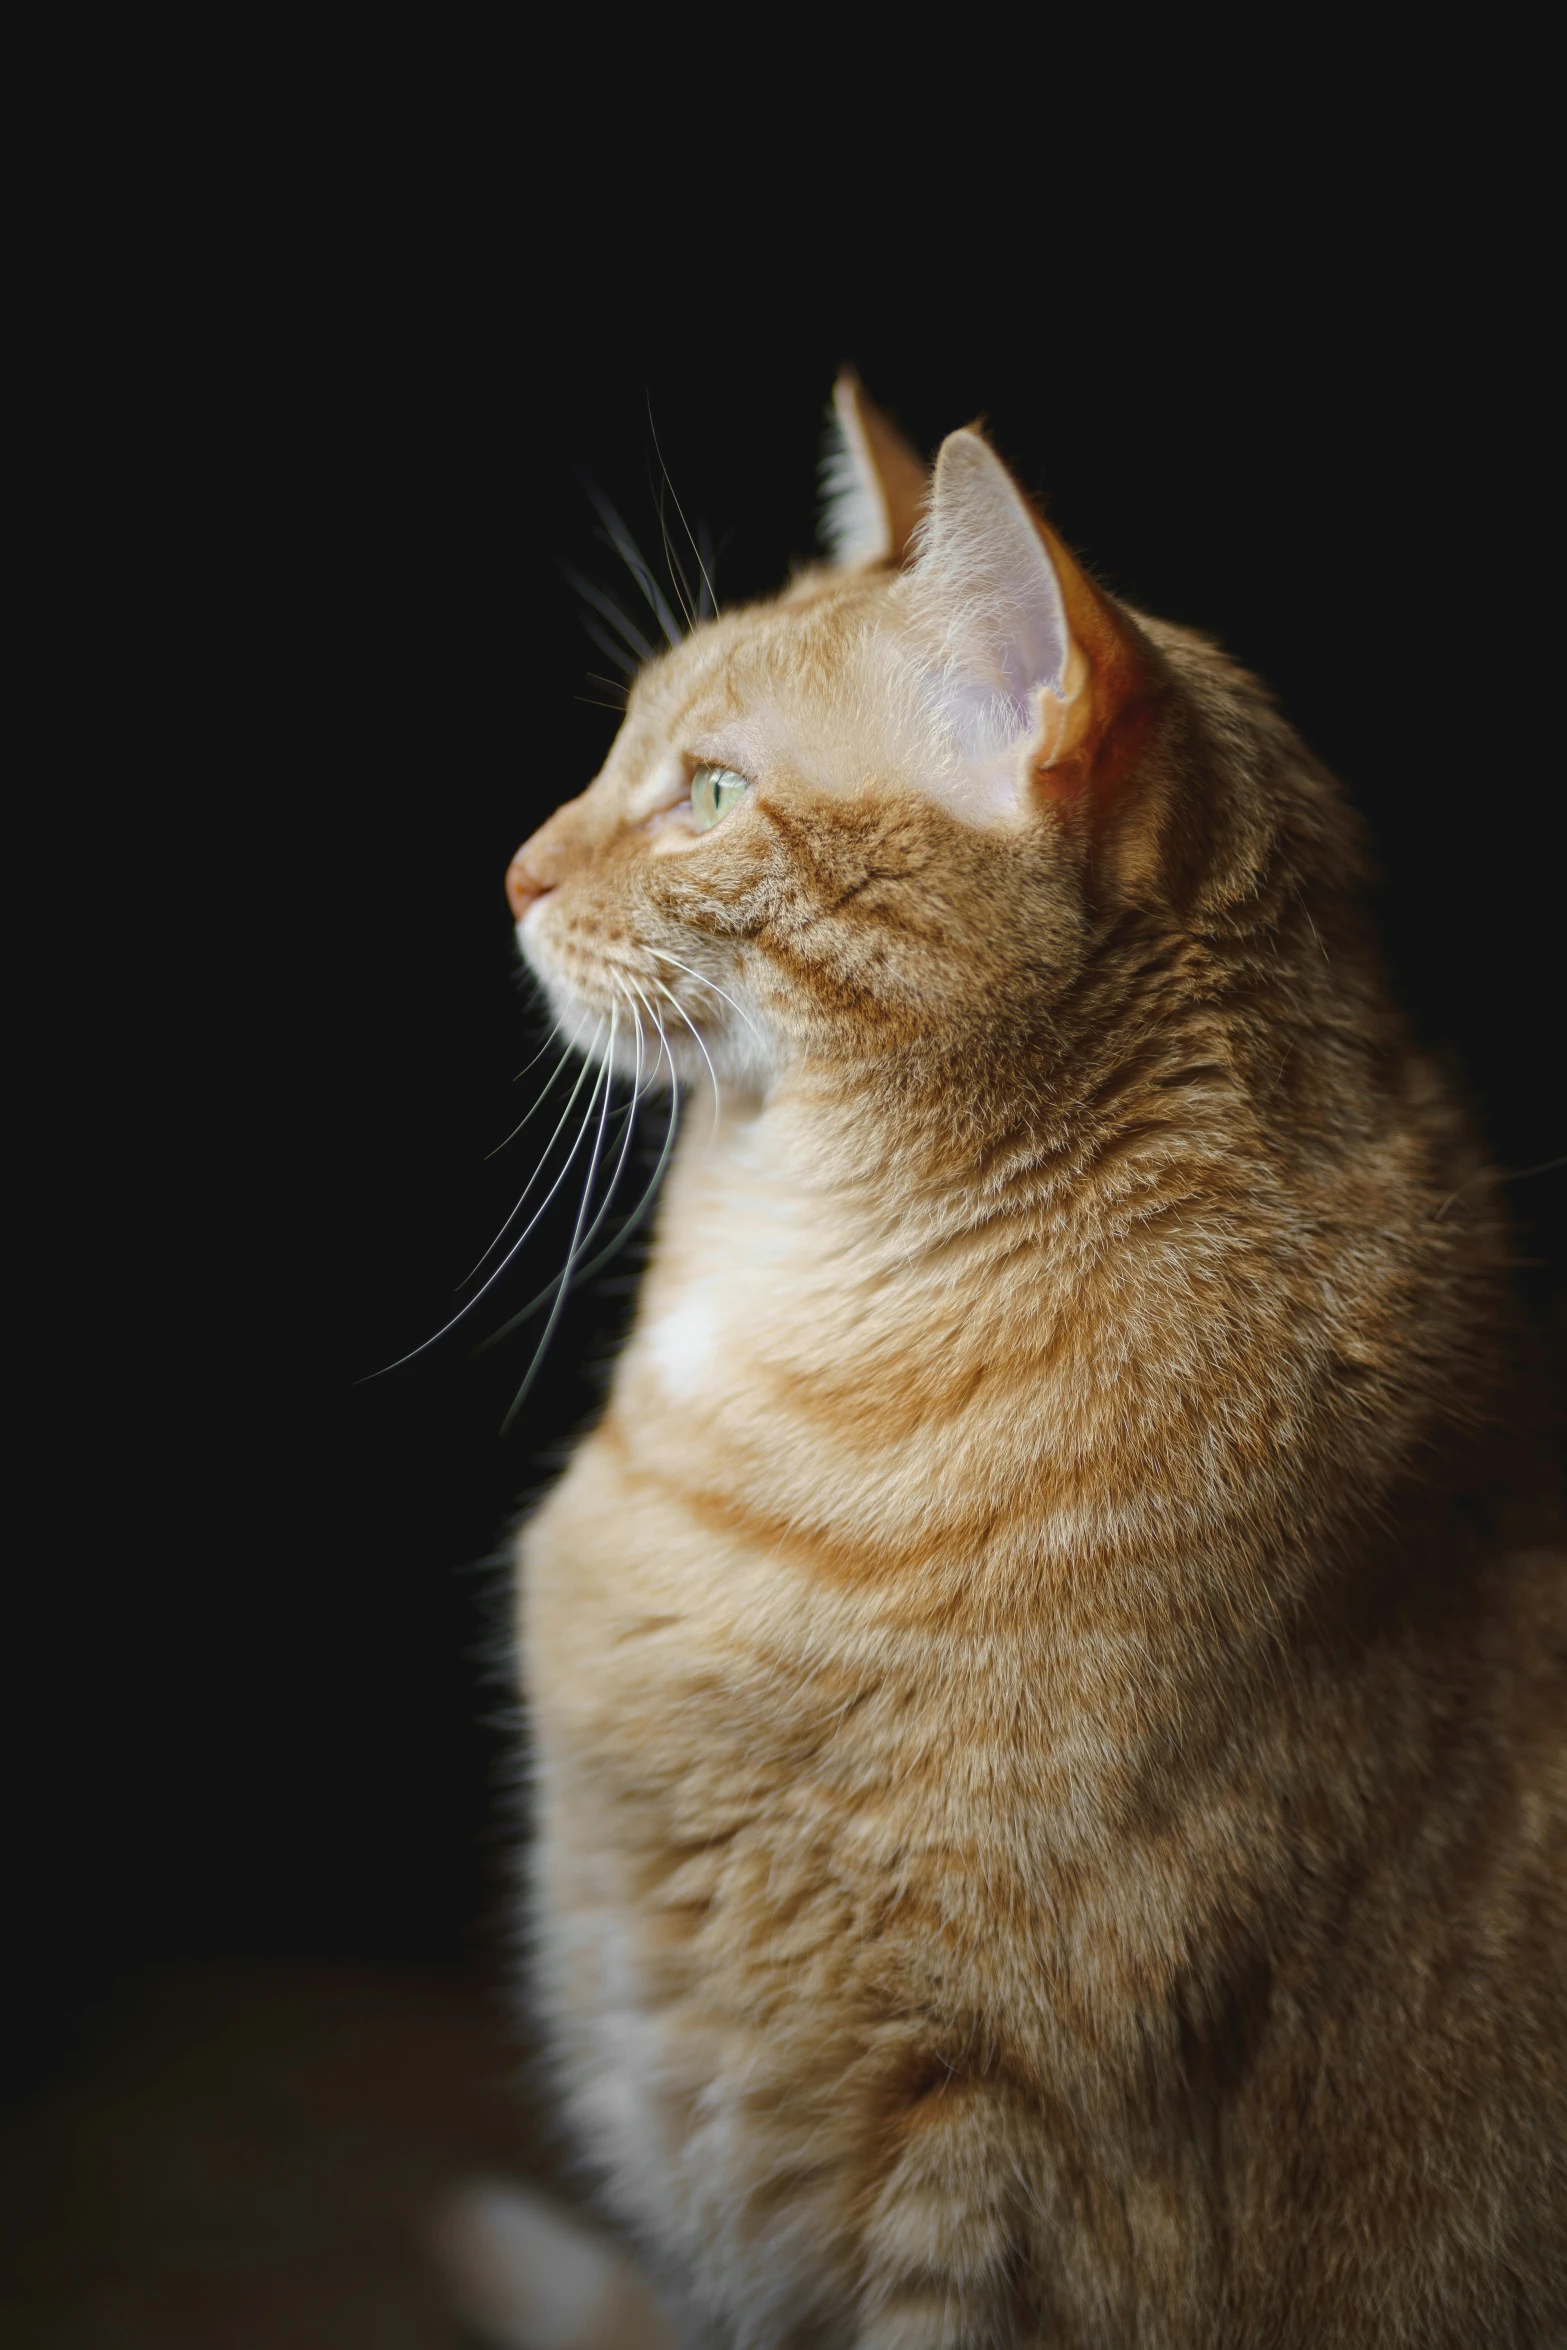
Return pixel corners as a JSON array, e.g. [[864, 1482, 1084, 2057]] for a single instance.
[[524, 1100, 1067, 1651], [614, 1103, 908, 1426], [629, 1151, 841, 1406], [519, 1101, 1083, 1802], [523, 1126, 913, 1724]]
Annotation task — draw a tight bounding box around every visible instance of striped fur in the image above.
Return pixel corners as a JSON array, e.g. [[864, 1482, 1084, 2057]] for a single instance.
[[502, 395, 1565, 2348]]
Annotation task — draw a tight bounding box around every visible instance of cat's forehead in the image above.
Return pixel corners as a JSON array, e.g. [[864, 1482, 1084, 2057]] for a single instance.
[[614, 571, 903, 774]]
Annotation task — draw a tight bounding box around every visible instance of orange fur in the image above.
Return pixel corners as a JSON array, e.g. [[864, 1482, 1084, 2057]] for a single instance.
[[505, 382, 1565, 2347]]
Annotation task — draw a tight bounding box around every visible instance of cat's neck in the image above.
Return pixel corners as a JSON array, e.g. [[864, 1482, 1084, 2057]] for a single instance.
[[622, 997, 1507, 1625], [660, 993, 1248, 1251]]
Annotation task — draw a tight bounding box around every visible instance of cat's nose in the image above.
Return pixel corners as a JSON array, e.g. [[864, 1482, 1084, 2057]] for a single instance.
[[505, 848, 550, 921], [507, 805, 585, 918]]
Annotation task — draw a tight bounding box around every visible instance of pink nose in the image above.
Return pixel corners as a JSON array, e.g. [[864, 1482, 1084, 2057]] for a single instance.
[[505, 849, 549, 921]]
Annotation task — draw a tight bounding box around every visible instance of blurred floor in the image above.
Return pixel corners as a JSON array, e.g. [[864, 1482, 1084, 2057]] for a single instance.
[[0, 1963, 567, 2349]]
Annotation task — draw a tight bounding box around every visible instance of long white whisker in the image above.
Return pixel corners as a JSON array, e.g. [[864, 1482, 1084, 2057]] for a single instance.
[[586, 983, 645, 1224], [365, 1027, 613, 1377], [502, 1002, 621, 1434], [645, 946, 767, 1050], [509, 1024, 571, 1087], [484, 986, 647, 1346], [458, 1017, 606, 1287], [488, 1056, 681, 1340], [547, 993, 643, 1275], [624, 972, 673, 1098], [483, 1008, 592, 1164], [651, 974, 722, 1140], [619, 974, 647, 1099], [578, 1054, 679, 1273]]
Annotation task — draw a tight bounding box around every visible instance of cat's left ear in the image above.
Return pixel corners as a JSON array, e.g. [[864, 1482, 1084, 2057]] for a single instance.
[[905, 429, 1160, 826], [818, 373, 928, 569]]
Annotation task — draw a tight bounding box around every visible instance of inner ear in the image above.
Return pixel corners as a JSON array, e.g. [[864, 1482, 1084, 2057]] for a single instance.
[[818, 373, 928, 570], [923, 431, 1071, 711], [904, 429, 1161, 826]]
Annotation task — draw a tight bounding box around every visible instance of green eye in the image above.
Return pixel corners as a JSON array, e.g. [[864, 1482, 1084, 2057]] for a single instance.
[[690, 763, 750, 833]]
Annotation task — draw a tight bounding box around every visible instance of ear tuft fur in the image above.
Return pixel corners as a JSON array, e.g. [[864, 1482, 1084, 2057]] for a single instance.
[[819, 373, 928, 569]]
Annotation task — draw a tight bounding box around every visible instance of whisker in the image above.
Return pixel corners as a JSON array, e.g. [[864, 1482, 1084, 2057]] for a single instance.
[[646, 395, 719, 625], [561, 566, 656, 664], [626, 975, 646, 1084], [483, 1011, 594, 1164], [510, 1026, 568, 1083], [484, 986, 646, 1346], [579, 478, 683, 649], [575, 612, 639, 679], [364, 1023, 612, 1377], [502, 1002, 622, 1434], [484, 1058, 680, 1342], [460, 1020, 605, 1284], [624, 973, 672, 1098], [591, 523, 682, 646], [651, 973, 722, 1140], [645, 946, 768, 1051], [696, 518, 718, 621], [1435, 1152, 1567, 1221], [542, 995, 644, 1276], [647, 462, 697, 637]]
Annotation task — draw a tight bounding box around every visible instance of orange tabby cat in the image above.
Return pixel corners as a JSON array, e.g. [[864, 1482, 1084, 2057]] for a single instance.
[[474, 380, 1565, 2347]]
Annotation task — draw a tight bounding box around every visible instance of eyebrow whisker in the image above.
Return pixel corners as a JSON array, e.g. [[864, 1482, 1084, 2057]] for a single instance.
[[648, 468, 697, 638], [580, 477, 684, 649], [646, 395, 719, 624], [576, 613, 639, 679], [562, 567, 656, 665]]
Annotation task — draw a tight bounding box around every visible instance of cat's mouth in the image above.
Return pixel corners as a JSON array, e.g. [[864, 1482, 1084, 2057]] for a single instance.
[[527, 922, 773, 1105], [522, 919, 644, 1023]]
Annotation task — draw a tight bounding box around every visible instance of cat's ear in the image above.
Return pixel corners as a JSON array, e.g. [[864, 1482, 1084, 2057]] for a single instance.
[[907, 429, 1157, 824], [818, 373, 928, 569]]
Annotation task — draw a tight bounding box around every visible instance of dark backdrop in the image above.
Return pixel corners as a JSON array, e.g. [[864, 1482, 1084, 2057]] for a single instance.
[[23, 192, 1560, 2097]]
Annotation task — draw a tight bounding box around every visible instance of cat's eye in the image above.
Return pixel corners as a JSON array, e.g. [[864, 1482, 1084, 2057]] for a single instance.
[[689, 764, 750, 833]]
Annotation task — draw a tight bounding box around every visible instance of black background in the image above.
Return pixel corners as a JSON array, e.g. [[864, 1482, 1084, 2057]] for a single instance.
[[24, 157, 1560, 2100]]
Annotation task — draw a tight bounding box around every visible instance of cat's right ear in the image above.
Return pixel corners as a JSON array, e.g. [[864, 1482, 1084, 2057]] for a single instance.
[[818, 374, 928, 569], [905, 429, 1162, 833]]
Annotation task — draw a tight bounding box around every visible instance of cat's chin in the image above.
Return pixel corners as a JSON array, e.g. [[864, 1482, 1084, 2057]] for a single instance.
[[520, 973, 673, 1092], [520, 940, 772, 1098]]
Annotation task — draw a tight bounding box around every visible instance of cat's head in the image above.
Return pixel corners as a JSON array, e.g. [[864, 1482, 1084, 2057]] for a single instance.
[[511, 378, 1277, 1102]]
